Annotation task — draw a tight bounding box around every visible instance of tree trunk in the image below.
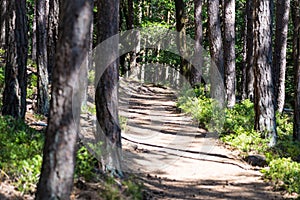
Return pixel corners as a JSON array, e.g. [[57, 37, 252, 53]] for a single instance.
[[32, 3, 37, 61], [192, 0, 203, 87], [253, 0, 277, 147], [0, 0, 6, 48], [47, 0, 59, 82], [36, 0, 49, 115], [2, 0, 28, 119], [223, 0, 236, 108], [208, 0, 224, 99], [246, 0, 254, 101], [293, 0, 300, 141], [241, 5, 247, 100], [175, 0, 191, 85], [95, 0, 122, 176], [273, 0, 290, 113], [35, 1, 93, 199]]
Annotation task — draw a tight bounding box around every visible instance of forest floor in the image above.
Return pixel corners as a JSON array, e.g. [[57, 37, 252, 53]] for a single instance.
[[117, 78, 289, 200], [0, 78, 296, 200]]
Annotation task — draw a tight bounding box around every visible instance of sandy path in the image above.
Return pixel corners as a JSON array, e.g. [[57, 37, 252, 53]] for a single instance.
[[119, 78, 284, 200]]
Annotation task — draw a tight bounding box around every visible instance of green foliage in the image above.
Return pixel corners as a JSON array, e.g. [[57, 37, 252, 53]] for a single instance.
[[75, 145, 98, 181], [102, 176, 144, 200], [0, 116, 44, 193], [177, 88, 224, 132], [261, 158, 300, 193]]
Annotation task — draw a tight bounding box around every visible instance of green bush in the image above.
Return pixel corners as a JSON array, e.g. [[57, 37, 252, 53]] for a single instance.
[[261, 158, 300, 193], [0, 116, 44, 193]]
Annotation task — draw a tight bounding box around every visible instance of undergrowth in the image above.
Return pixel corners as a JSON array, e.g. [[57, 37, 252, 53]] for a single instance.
[[177, 88, 300, 195], [0, 115, 143, 198]]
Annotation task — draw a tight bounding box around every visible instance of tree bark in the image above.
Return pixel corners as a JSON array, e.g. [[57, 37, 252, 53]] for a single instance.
[[192, 0, 203, 87], [36, 0, 49, 115], [95, 0, 122, 176], [35, 1, 93, 199], [208, 0, 224, 99], [293, 0, 300, 141], [0, 0, 6, 48], [47, 0, 59, 82], [253, 0, 277, 147], [273, 0, 290, 113], [223, 0, 236, 107], [2, 0, 28, 119], [246, 0, 254, 101]]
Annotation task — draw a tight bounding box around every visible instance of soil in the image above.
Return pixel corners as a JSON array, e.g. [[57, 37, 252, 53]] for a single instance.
[[0, 77, 298, 199]]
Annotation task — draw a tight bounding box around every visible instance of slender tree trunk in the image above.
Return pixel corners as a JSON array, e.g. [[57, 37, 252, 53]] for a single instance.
[[241, 5, 247, 100], [246, 0, 254, 101], [273, 0, 290, 113], [0, 0, 6, 48], [293, 0, 300, 141], [223, 0, 236, 107], [47, 0, 59, 82], [208, 0, 224, 99], [95, 0, 122, 176], [32, 3, 37, 62], [2, 0, 28, 119], [253, 0, 277, 147], [175, 0, 191, 85], [192, 0, 203, 87], [35, 1, 93, 199], [36, 0, 49, 115]]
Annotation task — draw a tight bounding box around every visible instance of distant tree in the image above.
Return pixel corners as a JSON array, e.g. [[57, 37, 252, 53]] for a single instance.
[[95, 0, 123, 176], [293, 0, 300, 141], [35, 0, 93, 199], [245, 0, 254, 101], [253, 0, 277, 147], [273, 0, 290, 113], [2, 0, 28, 119], [223, 0, 236, 107], [36, 0, 49, 115]]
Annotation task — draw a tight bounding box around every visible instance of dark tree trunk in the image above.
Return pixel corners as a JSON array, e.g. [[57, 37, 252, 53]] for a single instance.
[[36, 0, 49, 115], [253, 0, 277, 147], [32, 3, 37, 61], [95, 0, 122, 176], [2, 0, 28, 119], [192, 0, 203, 87], [208, 0, 224, 99], [175, 0, 191, 85], [273, 0, 290, 113], [35, 1, 93, 199], [0, 0, 6, 48], [293, 0, 300, 141], [223, 0, 236, 107], [241, 5, 247, 100], [246, 0, 254, 101], [47, 0, 59, 82]]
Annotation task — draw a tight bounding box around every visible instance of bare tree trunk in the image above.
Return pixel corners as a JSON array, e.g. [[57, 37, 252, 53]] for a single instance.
[[35, 1, 93, 199], [208, 0, 224, 99], [175, 0, 191, 85], [253, 0, 277, 147], [36, 0, 49, 115], [223, 0, 236, 108], [192, 0, 203, 87], [47, 0, 59, 82], [273, 0, 290, 113], [241, 5, 247, 100], [246, 0, 254, 101], [95, 0, 122, 176], [293, 0, 300, 141], [2, 0, 28, 119], [0, 0, 6, 48]]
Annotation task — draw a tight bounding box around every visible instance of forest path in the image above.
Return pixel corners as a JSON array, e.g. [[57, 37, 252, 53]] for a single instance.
[[119, 78, 283, 200]]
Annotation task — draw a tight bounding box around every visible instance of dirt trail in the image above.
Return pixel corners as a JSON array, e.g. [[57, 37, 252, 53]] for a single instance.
[[119, 78, 284, 200]]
